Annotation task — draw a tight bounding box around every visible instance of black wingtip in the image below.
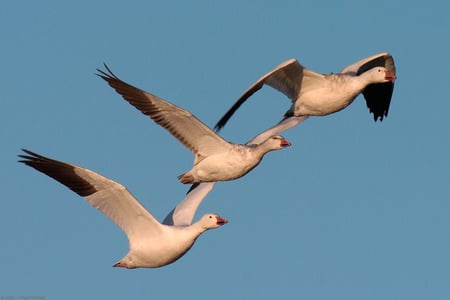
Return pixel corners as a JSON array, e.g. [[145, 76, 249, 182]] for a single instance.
[[18, 148, 42, 163], [102, 63, 117, 77], [186, 183, 200, 194], [214, 122, 224, 132], [18, 149, 98, 197], [373, 112, 387, 122], [96, 63, 119, 81], [214, 112, 233, 132], [214, 113, 228, 132]]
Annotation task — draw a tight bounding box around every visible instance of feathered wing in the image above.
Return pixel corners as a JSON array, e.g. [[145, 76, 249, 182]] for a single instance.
[[18, 149, 161, 241], [263, 59, 305, 101], [162, 182, 216, 226], [361, 79, 394, 121], [214, 59, 305, 131], [97, 66, 231, 159], [245, 116, 309, 145], [340, 52, 396, 121], [339, 52, 392, 75]]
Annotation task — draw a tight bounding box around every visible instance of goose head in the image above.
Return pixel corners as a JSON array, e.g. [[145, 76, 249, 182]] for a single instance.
[[199, 213, 228, 230], [367, 67, 397, 83], [262, 135, 292, 150]]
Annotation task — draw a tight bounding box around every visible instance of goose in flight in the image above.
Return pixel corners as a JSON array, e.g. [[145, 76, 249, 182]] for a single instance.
[[19, 149, 227, 268], [214, 52, 396, 144], [97, 65, 291, 184]]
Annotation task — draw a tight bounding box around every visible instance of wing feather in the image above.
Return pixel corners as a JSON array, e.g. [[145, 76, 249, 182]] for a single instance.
[[215, 59, 304, 131], [340, 52, 391, 75], [97, 66, 231, 156], [215, 59, 324, 130], [19, 149, 160, 240], [162, 182, 215, 226]]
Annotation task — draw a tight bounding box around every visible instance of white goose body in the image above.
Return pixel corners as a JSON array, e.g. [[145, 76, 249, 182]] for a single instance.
[[116, 220, 209, 268], [19, 150, 227, 269], [97, 66, 291, 184], [292, 69, 387, 116], [180, 136, 288, 183], [215, 52, 397, 139]]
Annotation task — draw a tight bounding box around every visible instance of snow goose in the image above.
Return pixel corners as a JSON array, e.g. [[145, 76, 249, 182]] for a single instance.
[[96, 65, 292, 184], [19, 149, 227, 269], [214, 52, 396, 142]]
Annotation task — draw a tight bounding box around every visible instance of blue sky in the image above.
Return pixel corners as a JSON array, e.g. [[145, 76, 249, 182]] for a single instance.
[[2, 1, 449, 299]]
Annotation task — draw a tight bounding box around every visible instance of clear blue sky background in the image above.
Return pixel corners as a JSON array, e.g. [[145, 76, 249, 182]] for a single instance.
[[2, 1, 449, 299]]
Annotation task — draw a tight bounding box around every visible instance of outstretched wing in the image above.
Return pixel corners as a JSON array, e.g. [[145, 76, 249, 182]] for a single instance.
[[19, 149, 160, 241], [97, 65, 231, 158], [214, 59, 306, 131], [245, 116, 309, 145], [162, 182, 215, 226]]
